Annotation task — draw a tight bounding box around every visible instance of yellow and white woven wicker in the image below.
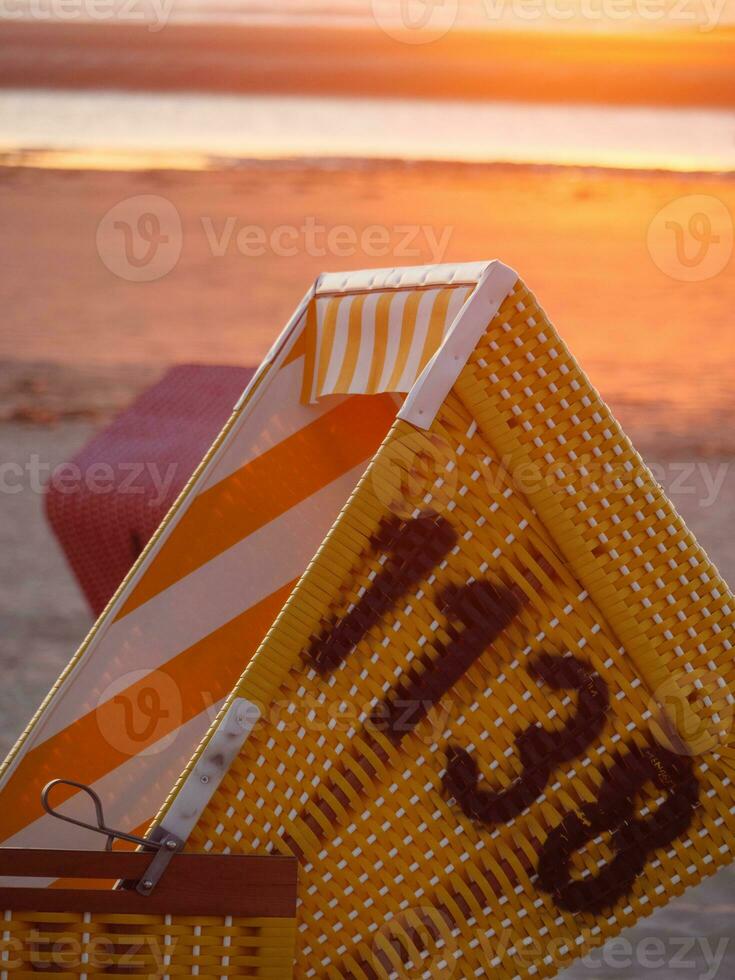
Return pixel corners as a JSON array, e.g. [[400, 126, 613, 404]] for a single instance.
[[0, 910, 296, 977], [150, 263, 735, 979], [0, 846, 298, 977]]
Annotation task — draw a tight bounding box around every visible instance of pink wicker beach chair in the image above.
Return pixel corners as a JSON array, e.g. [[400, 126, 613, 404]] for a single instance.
[[45, 364, 254, 615]]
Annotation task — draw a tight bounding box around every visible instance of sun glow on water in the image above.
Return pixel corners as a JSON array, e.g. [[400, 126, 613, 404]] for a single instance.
[[0, 91, 733, 173]]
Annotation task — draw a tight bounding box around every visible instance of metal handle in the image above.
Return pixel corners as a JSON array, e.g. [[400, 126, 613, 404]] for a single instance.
[[41, 779, 158, 852], [41, 779, 184, 894]]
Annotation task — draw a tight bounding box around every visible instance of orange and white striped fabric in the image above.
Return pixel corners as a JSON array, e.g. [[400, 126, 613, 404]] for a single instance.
[[0, 261, 498, 866], [302, 283, 473, 403]]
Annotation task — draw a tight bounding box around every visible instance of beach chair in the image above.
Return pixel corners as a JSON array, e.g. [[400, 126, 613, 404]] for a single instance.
[[0, 260, 733, 978], [46, 364, 254, 615]]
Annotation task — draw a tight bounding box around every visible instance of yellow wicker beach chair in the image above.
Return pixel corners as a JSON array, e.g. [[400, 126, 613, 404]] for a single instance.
[[138, 261, 735, 979], [1, 261, 732, 978]]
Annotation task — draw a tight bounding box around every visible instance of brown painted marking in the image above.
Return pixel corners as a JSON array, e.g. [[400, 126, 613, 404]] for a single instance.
[[537, 741, 699, 914], [372, 581, 522, 744], [306, 512, 457, 677], [443, 653, 610, 826]]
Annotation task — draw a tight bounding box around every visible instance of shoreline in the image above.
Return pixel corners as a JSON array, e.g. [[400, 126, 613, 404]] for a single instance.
[[1, 21, 734, 107], [2, 150, 735, 178]]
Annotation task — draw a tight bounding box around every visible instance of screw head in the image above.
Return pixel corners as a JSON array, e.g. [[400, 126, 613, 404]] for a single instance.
[[165, 839, 177, 850], [142, 879, 153, 890]]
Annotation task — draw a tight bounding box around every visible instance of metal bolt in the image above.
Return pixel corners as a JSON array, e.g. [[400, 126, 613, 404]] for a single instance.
[[200, 775, 209, 783], [142, 880, 153, 890], [165, 839, 178, 850]]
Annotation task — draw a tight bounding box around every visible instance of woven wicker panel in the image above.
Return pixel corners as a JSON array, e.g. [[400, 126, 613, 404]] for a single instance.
[[0, 911, 295, 977], [163, 278, 735, 979]]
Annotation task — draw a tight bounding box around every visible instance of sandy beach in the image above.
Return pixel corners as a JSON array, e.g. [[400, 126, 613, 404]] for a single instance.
[[1, 156, 734, 974], [2, 160, 734, 438]]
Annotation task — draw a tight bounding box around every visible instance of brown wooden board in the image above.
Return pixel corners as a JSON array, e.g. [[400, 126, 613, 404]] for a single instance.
[[0, 850, 298, 916]]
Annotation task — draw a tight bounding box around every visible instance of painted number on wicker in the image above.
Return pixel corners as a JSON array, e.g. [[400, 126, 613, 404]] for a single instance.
[[443, 653, 610, 825], [305, 510, 700, 917], [537, 741, 699, 914]]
